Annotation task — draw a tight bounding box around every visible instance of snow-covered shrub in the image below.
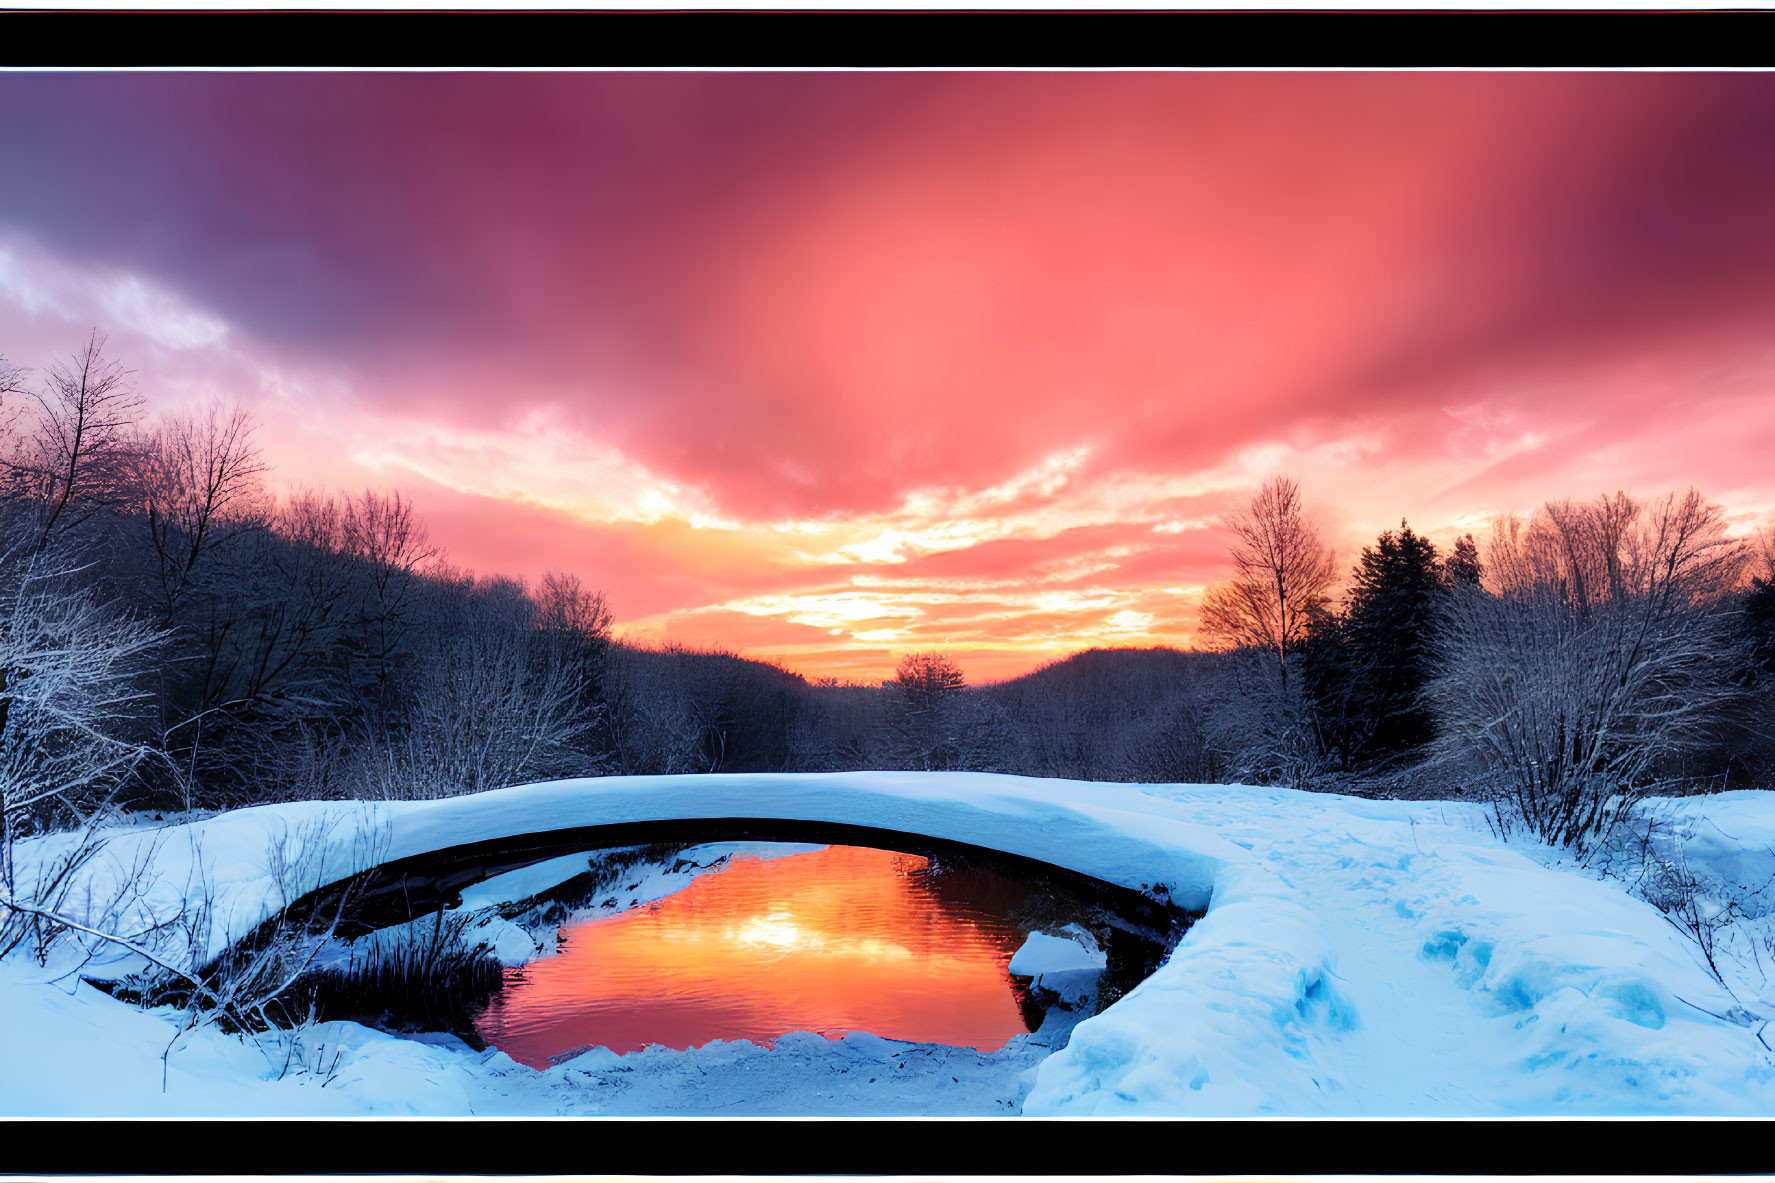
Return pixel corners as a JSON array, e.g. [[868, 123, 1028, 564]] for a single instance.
[[1572, 798, 1775, 998], [1425, 491, 1749, 854], [0, 528, 166, 916], [1202, 647, 1332, 790], [0, 822, 134, 962], [114, 810, 392, 1076], [1636, 850, 1741, 986]]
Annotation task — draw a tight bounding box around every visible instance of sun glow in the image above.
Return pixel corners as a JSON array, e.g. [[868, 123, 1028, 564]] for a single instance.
[[734, 914, 813, 950]]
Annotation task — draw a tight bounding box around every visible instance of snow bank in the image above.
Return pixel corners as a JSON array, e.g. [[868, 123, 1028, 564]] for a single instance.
[[1027, 858, 1351, 1115], [1642, 792, 1775, 918]]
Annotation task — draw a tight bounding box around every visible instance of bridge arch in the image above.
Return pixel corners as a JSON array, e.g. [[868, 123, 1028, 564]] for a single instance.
[[315, 814, 1191, 942], [168, 773, 1238, 982]]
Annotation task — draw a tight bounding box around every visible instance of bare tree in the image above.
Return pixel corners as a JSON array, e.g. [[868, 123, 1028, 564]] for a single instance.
[[532, 568, 614, 761], [1198, 478, 1338, 787], [671, 648, 748, 773], [1199, 477, 1339, 685], [1117, 685, 1223, 784], [0, 331, 147, 551], [600, 642, 703, 775], [149, 488, 360, 808], [979, 648, 1224, 781], [231, 490, 357, 706], [536, 569, 613, 644], [137, 401, 269, 622], [946, 692, 1030, 773], [1426, 489, 1749, 852], [339, 489, 438, 700], [0, 353, 26, 404], [1752, 523, 1775, 592], [1202, 647, 1334, 789], [600, 643, 781, 775], [787, 678, 881, 772]]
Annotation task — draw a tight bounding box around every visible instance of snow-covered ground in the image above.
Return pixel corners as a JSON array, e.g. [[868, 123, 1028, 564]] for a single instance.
[[5, 772, 1775, 1116]]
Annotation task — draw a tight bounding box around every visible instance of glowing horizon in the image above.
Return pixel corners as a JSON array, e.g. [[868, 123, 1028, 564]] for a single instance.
[[2, 72, 1774, 683]]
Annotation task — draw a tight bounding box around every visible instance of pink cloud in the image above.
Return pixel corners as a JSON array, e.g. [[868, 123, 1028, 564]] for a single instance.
[[3, 73, 1774, 681]]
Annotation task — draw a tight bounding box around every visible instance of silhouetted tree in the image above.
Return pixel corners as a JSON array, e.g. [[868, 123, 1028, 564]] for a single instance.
[[1713, 527, 1775, 788], [1337, 521, 1444, 761], [337, 489, 438, 707], [1444, 532, 1483, 589], [0, 331, 145, 552], [136, 401, 268, 624], [1199, 478, 1338, 787], [1200, 477, 1338, 688]]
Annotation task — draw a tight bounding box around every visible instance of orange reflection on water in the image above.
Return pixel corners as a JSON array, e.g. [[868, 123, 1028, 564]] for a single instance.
[[473, 845, 1035, 1068]]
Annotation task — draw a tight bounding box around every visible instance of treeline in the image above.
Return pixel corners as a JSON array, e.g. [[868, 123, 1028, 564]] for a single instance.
[[596, 477, 1775, 860], [0, 336, 620, 855], [1190, 477, 1775, 852], [602, 642, 1228, 784], [3, 335, 1774, 875]]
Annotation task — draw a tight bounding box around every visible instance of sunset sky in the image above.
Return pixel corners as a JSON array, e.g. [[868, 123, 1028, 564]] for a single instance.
[[1, 72, 1774, 682]]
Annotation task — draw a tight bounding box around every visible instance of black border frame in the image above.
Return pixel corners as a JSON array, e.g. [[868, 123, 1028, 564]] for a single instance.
[[0, 11, 1770, 1173]]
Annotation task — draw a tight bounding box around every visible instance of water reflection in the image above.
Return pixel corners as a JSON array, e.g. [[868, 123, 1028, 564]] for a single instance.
[[473, 844, 1042, 1068]]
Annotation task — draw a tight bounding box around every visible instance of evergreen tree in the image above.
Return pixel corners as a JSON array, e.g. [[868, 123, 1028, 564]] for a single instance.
[[1444, 533, 1483, 589], [1297, 600, 1358, 772], [1745, 575, 1775, 675], [1338, 520, 1445, 763], [1709, 573, 1775, 789]]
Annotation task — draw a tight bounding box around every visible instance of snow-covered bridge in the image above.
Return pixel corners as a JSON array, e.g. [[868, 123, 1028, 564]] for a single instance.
[[10, 772, 1775, 1115]]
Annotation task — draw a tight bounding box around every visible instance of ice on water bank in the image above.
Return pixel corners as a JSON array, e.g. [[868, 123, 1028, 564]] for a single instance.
[[1009, 925, 1106, 1007], [1009, 926, 1107, 976]]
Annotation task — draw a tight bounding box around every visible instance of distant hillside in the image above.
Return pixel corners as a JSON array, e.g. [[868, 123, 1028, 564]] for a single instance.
[[984, 646, 1218, 693], [982, 647, 1229, 783]]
